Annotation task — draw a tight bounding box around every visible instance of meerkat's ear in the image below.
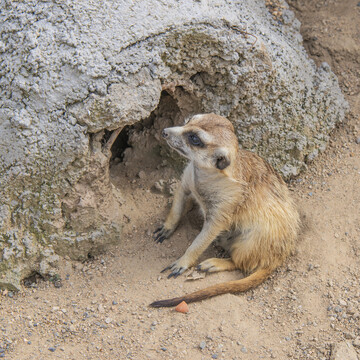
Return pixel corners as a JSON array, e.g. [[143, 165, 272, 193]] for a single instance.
[[213, 148, 230, 170]]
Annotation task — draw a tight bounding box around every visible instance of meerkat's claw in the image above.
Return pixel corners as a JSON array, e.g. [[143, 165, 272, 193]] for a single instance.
[[155, 235, 166, 243], [160, 263, 174, 273], [153, 225, 172, 243], [167, 267, 186, 279], [153, 227, 163, 234], [196, 264, 210, 272], [160, 260, 187, 278]]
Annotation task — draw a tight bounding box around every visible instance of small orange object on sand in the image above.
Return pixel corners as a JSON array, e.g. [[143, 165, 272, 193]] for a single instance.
[[175, 301, 189, 313]]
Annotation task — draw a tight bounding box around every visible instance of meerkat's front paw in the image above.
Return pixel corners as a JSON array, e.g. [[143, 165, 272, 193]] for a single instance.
[[161, 255, 192, 279], [153, 225, 173, 243]]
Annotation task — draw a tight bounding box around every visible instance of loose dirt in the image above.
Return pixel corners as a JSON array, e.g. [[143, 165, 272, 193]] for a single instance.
[[1, 1, 360, 359]]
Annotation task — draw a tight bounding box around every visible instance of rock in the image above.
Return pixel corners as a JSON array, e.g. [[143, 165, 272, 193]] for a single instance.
[[0, 0, 348, 288], [137, 171, 146, 179], [355, 137, 360, 144], [175, 301, 189, 314], [330, 341, 358, 360], [199, 341, 206, 350], [68, 324, 76, 333], [353, 338, 360, 348], [154, 180, 165, 193], [344, 333, 355, 340], [53, 281, 62, 288]]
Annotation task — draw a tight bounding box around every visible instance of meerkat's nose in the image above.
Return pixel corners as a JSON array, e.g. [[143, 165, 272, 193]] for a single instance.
[[162, 129, 169, 138]]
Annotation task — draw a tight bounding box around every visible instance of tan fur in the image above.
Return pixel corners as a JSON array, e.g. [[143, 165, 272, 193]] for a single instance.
[[151, 113, 299, 307]]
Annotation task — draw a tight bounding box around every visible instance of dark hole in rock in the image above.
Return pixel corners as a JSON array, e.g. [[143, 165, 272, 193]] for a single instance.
[[108, 90, 199, 176], [109, 125, 132, 162], [23, 272, 43, 288]]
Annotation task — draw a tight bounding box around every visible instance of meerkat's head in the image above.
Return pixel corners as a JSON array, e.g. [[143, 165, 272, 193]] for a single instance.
[[162, 113, 239, 171]]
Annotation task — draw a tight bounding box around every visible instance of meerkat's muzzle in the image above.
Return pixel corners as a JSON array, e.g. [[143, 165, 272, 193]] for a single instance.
[[162, 127, 188, 157]]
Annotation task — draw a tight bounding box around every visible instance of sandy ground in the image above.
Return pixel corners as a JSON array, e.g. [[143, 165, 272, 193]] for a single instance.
[[1, 1, 360, 359]]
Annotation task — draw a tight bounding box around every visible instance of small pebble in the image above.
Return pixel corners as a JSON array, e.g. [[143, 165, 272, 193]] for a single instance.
[[344, 332, 355, 340], [161, 347, 167, 351], [54, 281, 62, 288], [48, 347, 56, 352], [175, 301, 189, 313], [138, 170, 146, 179], [212, 354, 218, 359], [112, 300, 118, 305], [199, 341, 206, 350], [241, 346, 247, 353]]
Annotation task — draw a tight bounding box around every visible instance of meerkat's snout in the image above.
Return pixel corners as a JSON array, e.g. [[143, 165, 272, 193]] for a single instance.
[[161, 126, 189, 158]]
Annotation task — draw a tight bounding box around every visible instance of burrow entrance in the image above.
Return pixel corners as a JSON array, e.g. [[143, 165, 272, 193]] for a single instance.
[[103, 88, 204, 237], [108, 88, 201, 181]]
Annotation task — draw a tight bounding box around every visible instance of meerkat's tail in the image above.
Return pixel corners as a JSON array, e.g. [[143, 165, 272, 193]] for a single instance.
[[150, 268, 273, 308]]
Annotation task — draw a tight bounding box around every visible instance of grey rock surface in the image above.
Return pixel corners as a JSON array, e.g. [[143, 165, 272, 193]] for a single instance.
[[330, 341, 359, 360], [0, 0, 347, 289]]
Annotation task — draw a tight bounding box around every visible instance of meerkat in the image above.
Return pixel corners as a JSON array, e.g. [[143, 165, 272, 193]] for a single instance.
[[151, 113, 299, 307]]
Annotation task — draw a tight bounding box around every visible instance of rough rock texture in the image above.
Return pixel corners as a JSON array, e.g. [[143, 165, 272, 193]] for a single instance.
[[0, 0, 348, 289], [330, 341, 359, 360]]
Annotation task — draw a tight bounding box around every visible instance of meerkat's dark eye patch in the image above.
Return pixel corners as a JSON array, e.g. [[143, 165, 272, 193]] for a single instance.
[[187, 133, 204, 147]]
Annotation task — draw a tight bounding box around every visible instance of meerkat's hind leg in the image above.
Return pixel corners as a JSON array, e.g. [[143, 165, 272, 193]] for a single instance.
[[197, 258, 237, 273]]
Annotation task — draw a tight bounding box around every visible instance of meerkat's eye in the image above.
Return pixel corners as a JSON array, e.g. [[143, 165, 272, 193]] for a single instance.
[[187, 133, 204, 147]]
